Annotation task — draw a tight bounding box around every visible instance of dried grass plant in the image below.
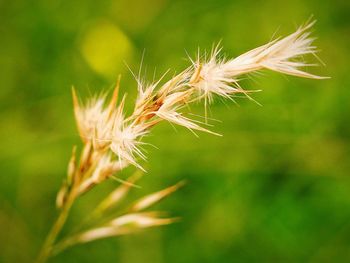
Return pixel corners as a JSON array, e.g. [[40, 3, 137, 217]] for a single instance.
[[35, 21, 327, 263]]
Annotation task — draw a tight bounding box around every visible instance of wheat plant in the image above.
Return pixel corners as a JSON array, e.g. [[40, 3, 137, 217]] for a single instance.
[[35, 21, 327, 263]]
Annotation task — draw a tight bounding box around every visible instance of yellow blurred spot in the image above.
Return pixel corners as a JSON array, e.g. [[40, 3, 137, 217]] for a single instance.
[[81, 21, 133, 77]]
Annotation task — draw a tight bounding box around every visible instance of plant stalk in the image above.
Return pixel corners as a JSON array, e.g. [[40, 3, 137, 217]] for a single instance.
[[35, 190, 76, 263]]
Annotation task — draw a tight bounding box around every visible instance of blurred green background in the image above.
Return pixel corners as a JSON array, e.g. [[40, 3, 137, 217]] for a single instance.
[[0, 0, 349, 262]]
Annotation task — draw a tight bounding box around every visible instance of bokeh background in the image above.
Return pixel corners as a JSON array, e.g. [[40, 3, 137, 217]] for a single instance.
[[0, 0, 349, 262]]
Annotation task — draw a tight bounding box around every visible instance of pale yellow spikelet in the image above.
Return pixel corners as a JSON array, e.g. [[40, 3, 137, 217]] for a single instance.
[[95, 171, 143, 213], [56, 146, 77, 209], [106, 95, 149, 169], [67, 146, 77, 185], [56, 182, 68, 209], [110, 124, 148, 170], [72, 89, 114, 150], [77, 153, 127, 194], [131, 181, 186, 211], [79, 141, 92, 171], [224, 21, 327, 79], [157, 70, 191, 98], [190, 21, 327, 110], [75, 226, 123, 243], [133, 81, 159, 117], [190, 45, 242, 105], [109, 212, 176, 228], [74, 212, 176, 243], [154, 90, 221, 135]]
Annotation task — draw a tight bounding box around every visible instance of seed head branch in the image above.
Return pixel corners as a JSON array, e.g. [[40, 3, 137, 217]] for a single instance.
[[71, 21, 326, 174]]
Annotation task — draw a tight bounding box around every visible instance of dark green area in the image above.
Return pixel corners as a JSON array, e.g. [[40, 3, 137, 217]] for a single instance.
[[0, 0, 349, 262]]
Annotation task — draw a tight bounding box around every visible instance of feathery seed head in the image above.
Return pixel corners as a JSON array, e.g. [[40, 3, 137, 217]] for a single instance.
[[110, 100, 149, 170], [154, 90, 221, 135], [133, 81, 158, 117], [73, 90, 115, 150], [51, 21, 327, 256], [189, 21, 326, 111], [110, 124, 148, 169], [71, 21, 326, 174], [224, 21, 326, 79], [191, 58, 242, 104]]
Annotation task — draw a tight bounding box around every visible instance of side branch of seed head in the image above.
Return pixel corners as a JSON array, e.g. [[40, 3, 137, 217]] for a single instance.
[[71, 21, 326, 174]]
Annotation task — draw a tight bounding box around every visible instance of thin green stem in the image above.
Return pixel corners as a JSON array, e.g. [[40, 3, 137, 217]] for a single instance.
[[35, 191, 76, 263], [50, 235, 80, 257]]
